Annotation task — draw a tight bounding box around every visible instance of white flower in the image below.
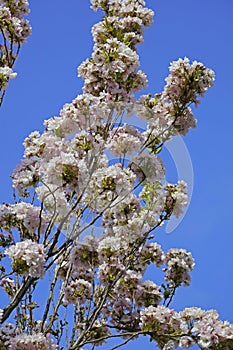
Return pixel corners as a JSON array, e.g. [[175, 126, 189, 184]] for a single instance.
[[140, 305, 188, 337], [5, 239, 46, 278], [163, 248, 195, 286], [108, 124, 144, 156], [63, 279, 93, 305], [0, 67, 17, 80], [0, 66, 17, 88], [9, 332, 58, 350], [130, 152, 165, 183]]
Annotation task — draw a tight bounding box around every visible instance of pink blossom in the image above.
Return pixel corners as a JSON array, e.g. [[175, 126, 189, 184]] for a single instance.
[[9, 332, 58, 350], [63, 279, 93, 305], [5, 239, 46, 278], [163, 248, 195, 287]]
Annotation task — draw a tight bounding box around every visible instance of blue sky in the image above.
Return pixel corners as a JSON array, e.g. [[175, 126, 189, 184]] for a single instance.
[[0, 0, 233, 348]]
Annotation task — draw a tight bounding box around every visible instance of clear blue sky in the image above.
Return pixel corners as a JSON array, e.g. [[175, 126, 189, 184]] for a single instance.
[[0, 1, 233, 349]]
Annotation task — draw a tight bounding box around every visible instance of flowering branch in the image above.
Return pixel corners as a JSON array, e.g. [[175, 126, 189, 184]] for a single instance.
[[1, 1, 231, 350], [0, 0, 31, 106]]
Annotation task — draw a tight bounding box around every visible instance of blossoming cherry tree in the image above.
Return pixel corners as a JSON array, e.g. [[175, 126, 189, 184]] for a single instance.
[[0, 1, 232, 350]]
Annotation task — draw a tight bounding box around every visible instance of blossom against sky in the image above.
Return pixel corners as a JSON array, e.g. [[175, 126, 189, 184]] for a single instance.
[[0, 1, 233, 349]]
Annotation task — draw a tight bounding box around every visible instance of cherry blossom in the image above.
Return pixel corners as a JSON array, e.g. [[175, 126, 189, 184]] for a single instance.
[[9, 332, 58, 350], [0, 0, 31, 104], [5, 239, 46, 278], [0, 1, 225, 350]]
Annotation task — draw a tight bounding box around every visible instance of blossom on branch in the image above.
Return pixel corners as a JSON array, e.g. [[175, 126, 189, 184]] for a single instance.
[[5, 239, 46, 278], [0, 1, 225, 350], [0, 0, 31, 104]]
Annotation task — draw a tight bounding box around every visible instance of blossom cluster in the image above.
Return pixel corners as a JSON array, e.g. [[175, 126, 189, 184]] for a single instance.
[[0, 1, 225, 350], [5, 239, 46, 278], [0, 66, 17, 90], [79, 0, 154, 101], [164, 57, 215, 106], [55, 232, 196, 342], [0, 277, 16, 297], [0, 203, 49, 239], [108, 124, 144, 156], [9, 332, 58, 350], [0, 0, 31, 95], [163, 248, 195, 287], [0, 323, 16, 348], [140, 306, 233, 349], [135, 57, 215, 148]]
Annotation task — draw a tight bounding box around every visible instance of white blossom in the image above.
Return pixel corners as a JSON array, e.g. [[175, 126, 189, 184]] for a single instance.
[[5, 239, 46, 278]]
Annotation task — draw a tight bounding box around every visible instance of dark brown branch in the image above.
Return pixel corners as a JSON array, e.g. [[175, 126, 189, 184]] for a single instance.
[[1, 276, 37, 324]]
